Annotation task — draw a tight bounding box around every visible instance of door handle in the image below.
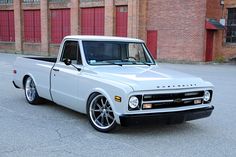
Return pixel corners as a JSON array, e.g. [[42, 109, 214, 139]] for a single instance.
[[53, 68, 59, 72]]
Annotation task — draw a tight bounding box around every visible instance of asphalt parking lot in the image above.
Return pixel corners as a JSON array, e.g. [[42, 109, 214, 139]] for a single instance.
[[0, 52, 236, 157]]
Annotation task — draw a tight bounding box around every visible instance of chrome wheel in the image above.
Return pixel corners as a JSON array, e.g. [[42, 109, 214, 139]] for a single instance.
[[25, 77, 36, 102], [24, 76, 42, 105], [89, 94, 116, 131]]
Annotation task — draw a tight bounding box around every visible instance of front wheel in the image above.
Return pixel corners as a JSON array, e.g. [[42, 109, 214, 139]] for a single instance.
[[87, 94, 117, 132], [24, 76, 42, 105]]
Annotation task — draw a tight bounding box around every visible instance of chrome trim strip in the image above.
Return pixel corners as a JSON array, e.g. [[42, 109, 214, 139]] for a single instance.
[[142, 97, 203, 104], [182, 97, 203, 101], [143, 100, 174, 103]]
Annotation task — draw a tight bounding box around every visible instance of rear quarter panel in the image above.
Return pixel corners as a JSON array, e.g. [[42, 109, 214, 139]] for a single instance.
[[13, 57, 54, 100]]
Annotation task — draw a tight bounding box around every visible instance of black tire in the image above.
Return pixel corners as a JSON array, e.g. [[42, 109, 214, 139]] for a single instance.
[[87, 93, 117, 132], [24, 76, 42, 105]]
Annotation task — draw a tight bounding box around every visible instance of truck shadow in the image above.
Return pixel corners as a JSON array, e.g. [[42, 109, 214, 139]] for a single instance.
[[39, 100, 204, 136], [115, 122, 202, 136], [37, 100, 88, 119]]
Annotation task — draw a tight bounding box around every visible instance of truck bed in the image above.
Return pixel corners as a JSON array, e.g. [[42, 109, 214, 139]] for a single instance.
[[25, 57, 57, 63], [13, 56, 56, 100]]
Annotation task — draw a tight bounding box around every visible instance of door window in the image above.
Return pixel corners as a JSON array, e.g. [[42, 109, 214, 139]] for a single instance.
[[61, 41, 82, 64]]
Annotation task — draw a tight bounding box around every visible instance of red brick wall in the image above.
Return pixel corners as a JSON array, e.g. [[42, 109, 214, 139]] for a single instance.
[[0, 42, 15, 52], [223, 0, 236, 59], [214, 30, 236, 59], [206, 0, 222, 19], [206, 0, 236, 60], [49, 44, 60, 57], [23, 43, 41, 55], [147, 0, 207, 61]]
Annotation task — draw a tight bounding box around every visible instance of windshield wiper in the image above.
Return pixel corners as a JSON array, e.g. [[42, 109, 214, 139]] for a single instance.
[[120, 59, 152, 66], [120, 59, 137, 65], [105, 61, 123, 66], [113, 63, 123, 66], [141, 62, 152, 66]]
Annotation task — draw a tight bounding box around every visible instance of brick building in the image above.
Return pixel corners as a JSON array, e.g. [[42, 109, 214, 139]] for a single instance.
[[0, 0, 235, 62]]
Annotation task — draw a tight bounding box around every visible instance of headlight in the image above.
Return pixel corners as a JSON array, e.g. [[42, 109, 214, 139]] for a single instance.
[[129, 96, 139, 109], [203, 90, 211, 102]]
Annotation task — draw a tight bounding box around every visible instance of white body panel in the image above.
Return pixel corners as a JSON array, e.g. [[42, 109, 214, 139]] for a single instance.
[[13, 57, 54, 100], [13, 35, 214, 125]]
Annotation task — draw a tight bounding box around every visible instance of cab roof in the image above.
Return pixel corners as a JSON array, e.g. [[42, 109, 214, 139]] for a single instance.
[[63, 35, 144, 43]]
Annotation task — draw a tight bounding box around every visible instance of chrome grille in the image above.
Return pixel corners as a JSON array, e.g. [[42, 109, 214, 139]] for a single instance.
[[142, 91, 204, 110]]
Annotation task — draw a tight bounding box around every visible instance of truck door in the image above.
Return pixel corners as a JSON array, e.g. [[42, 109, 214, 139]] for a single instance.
[[51, 40, 82, 110]]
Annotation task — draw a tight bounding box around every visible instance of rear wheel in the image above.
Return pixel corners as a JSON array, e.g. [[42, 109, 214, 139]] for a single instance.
[[87, 93, 117, 132], [24, 76, 42, 105]]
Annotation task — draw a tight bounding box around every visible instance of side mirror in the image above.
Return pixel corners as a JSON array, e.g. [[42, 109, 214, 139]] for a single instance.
[[63, 58, 72, 66]]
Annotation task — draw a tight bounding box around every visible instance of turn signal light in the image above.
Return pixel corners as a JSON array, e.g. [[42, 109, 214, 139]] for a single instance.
[[115, 96, 121, 102], [143, 103, 152, 109], [194, 99, 202, 104]]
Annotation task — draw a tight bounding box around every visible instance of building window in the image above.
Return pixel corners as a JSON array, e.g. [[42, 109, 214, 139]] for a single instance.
[[49, 0, 65, 2], [51, 9, 70, 44], [226, 8, 236, 43], [24, 10, 41, 43], [81, 7, 104, 35], [0, 10, 15, 42], [23, 0, 40, 3], [0, 0, 13, 4]]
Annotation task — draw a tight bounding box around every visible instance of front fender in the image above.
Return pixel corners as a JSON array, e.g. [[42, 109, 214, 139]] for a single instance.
[[88, 88, 122, 124]]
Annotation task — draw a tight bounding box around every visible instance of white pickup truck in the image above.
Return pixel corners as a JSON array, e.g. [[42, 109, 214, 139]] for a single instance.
[[13, 35, 214, 132]]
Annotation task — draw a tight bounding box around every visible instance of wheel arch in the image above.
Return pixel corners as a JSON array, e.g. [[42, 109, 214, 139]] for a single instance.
[[23, 75, 30, 88], [86, 88, 121, 124], [22, 74, 37, 88]]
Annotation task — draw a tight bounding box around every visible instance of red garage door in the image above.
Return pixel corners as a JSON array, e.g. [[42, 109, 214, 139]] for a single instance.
[[24, 10, 41, 43], [81, 7, 104, 35], [94, 8, 104, 35], [147, 30, 158, 59], [51, 9, 70, 44], [116, 6, 128, 37], [0, 10, 15, 42], [205, 31, 214, 62]]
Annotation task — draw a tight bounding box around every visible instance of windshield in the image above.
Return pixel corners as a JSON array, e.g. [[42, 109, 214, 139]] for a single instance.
[[82, 41, 155, 65]]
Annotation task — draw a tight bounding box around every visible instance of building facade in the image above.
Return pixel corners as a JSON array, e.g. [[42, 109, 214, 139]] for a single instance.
[[206, 0, 236, 61], [0, 0, 235, 62]]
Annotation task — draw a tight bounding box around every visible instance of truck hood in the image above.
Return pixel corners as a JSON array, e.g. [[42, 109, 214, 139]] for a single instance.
[[87, 65, 212, 91]]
